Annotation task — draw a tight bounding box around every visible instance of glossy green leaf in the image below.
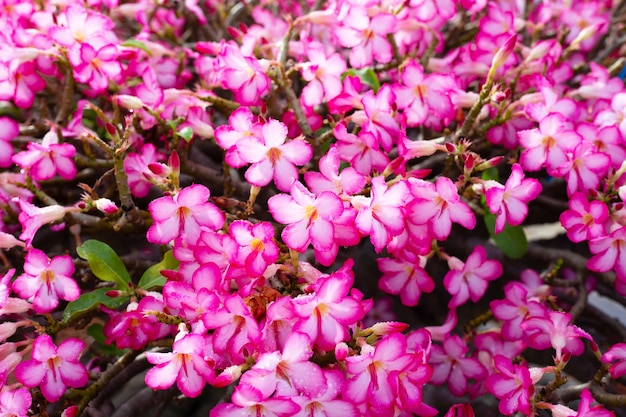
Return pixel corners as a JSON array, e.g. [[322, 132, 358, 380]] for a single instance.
[[343, 68, 381, 93], [484, 210, 528, 259], [176, 126, 194, 142], [122, 39, 152, 56], [481, 167, 499, 182], [77, 240, 132, 290], [137, 250, 179, 290], [63, 288, 128, 322]]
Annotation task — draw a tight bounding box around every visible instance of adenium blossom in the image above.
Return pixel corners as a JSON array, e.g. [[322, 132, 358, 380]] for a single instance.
[[216, 42, 270, 105], [124, 143, 160, 198], [145, 325, 215, 398], [268, 181, 344, 266], [71, 43, 122, 92], [443, 246, 503, 307], [16, 199, 80, 247], [0, 388, 31, 417], [0, 117, 18, 167], [484, 163, 542, 234], [559, 192, 608, 243], [587, 227, 626, 295], [601, 343, 626, 379], [12, 130, 76, 181], [377, 255, 434, 307], [429, 334, 487, 396], [210, 383, 300, 417], [237, 119, 312, 192], [14, 335, 88, 402], [485, 355, 534, 415], [12, 248, 80, 314], [147, 184, 225, 244], [229, 220, 279, 277]]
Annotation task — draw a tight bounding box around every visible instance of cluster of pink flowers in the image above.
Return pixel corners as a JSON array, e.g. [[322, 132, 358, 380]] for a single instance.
[[0, 0, 624, 417]]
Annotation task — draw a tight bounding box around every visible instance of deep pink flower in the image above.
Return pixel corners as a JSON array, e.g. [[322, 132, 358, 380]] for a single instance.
[[559, 193, 608, 243], [268, 182, 343, 266], [430, 334, 487, 396], [210, 383, 300, 417], [0, 117, 18, 167], [145, 326, 215, 398], [553, 141, 610, 196], [291, 261, 366, 351], [237, 119, 312, 192], [486, 355, 534, 415], [351, 176, 409, 253], [485, 163, 542, 234], [147, 184, 225, 244], [229, 220, 278, 277], [0, 60, 46, 108], [358, 85, 402, 152], [517, 112, 582, 175], [408, 177, 476, 241], [377, 255, 434, 307], [12, 130, 76, 181], [214, 107, 261, 169], [522, 311, 592, 363], [12, 248, 80, 314], [587, 227, 626, 294], [334, 124, 389, 176], [602, 343, 626, 380], [124, 143, 160, 198], [490, 282, 547, 341], [444, 246, 502, 307], [15, 335, 88, 402]]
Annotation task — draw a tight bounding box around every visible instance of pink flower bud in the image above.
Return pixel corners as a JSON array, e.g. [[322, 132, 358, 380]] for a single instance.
[[335, 342, 349, 361], [114, 94, 144, 110], [94, 198, 118, 214], [368, 321, 409, 336], [490, 34, 517, 76]]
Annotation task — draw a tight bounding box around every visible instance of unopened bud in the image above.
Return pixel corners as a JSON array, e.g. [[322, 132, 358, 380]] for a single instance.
[[94, 198, 119, 214], [369, 321, 409, 336], [115, 94, 144, 110], [489, 34, 517, 77]]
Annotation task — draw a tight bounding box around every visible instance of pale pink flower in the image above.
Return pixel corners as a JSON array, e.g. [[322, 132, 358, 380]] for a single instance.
[[0, 387, 31, 417], [335, 5, 396, 68], [16, 199, 79, 247], [577, 123, 625, 169], [292, 370, 358, 417], [147, 184, 225, 245], [14, 335, 88, 402], [485, 163, 542, 234], [145, 326, 215, 398], [0, 60, 46, 109], [71, 43, 121, 92], [333, 124, 389, 176], [304, 146, 366, 197], [490, 282, 547, 341], [237, 119, 312, 192], [214, 107, 261, 169], [217, 42, 270, 105], [210, 383, 300, 417], [553, 141, 610, 196], [300, 42, 346, 107], [12, 130, 76, 181], [358, 85, 402, 152], [12, 248, 80, 314], [588, 227, 626, 294], [268, 181, 343, 266], [444, 246, 502, 307], [229, 220, 279, 277]]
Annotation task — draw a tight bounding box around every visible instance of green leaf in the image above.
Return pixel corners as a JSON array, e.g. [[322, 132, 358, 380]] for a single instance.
[[484, 210, 528, 259], [176, 126, 194, 143], [343, 68, 381, 93], [122, 39, 153, 56], [137, 250, 179, 290], [77, 240, 132, 290], [481, 167, 499, 182], [87, 323, 128, 356], [63, 288, 128, 322]]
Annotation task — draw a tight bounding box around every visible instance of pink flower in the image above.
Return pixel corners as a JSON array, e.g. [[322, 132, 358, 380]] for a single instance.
[[335, 5, 396, 68], [517, 112, 582, 175], [12, 248, 80, 314], [553, 141, 610, 196], [71, 43, 121, 92], [214, 107, 261, 169], [358, 85, 402, 152], [145, 326, 215, 398], [147, 184, 225, 244], [490, 282, 547, 341], [0, 60, 46, 109], [334, 124, 389, 176], [429, 334, 487, 396], [291, 261, 366, 351], [216, 43, 270, 105], [443, 246, 502, 307], [587, 227, 626, 295], [0, 387, 31, 417], [485, 163, 542, 234], [408, 177, 476, 241], [304, 146, 366, 197], [345, 333, 413, 411], [229, 220, 279, 277], [124, 143, 160, 198], [210, 383, 300, 417], [602, 343, 626, 379], [0, 117, 18, 167], [268, 182, 343, 266], [300, 42, 346, 107], [292, 370, 358, 417], [522, 311, 592, 363], [16, 200, 79, 248], [237, 119, 312, 192], [12, 130, 76, 181], [486, 355, 534, 415], [377, 255, 434, 307], [14, 335, 88, 402], [559, 192, 608, 243], [351, 176, 409, 253]]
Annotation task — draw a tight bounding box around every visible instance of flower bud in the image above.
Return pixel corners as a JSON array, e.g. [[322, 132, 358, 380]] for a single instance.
[[489, 34, 517, 77], [114, 94, 144, 110]]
